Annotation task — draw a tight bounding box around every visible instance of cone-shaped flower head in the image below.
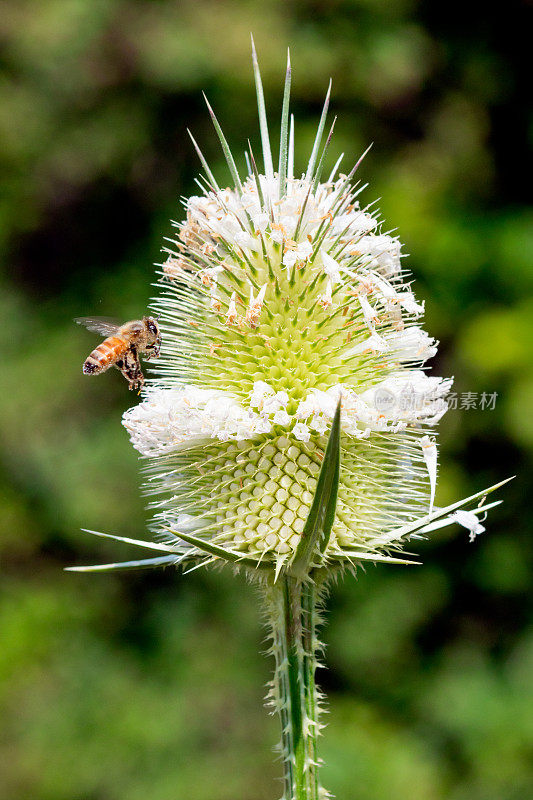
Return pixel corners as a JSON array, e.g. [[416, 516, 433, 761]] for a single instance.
[[118, 53, 501, 577]]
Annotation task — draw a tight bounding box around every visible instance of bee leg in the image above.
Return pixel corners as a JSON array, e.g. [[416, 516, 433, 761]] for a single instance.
[[144, 338, 161, 361], [118, 349, 144, 391], [114, 358, 131, 387]]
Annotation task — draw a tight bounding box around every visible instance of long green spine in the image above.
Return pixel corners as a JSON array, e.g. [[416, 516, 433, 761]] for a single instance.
[[278, 51, 292, 200]]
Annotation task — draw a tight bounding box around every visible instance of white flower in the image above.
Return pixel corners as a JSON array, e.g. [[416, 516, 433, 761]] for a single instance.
[[332, 210, 376, 237], [354, 234, 402, 277], [253, 417, 273, 435], [296, 396, 320, 419], [199, 265, 224, 286], [269, 226, 284, 244], [397, 292, 425, 316], [235, 230, 259, 251], [252, 212, 269, 232], [250, 380, 275, 409], [283, 250, 299, 269], [347, 331, 389, 354], [454, 509, 486, 542], [318, 279, 333, 309], [387, 326, 437, 362], [321, 251, 342, 284], [358, 294, 379, 328], [122, 387, 264, 456], [263, 391, 289, 415], [292, 422, 311, 442], [310, 415, 329, 435]]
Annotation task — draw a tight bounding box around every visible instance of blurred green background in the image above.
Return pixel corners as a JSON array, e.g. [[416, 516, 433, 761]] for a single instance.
[[1, 1, 532, 798]]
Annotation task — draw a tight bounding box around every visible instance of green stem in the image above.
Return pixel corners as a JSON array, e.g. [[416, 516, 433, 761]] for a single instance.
[[263, 577, 323, 800], [302, 582, 320, 798]]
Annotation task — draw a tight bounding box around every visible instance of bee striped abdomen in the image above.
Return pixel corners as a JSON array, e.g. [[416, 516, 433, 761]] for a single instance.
[[83, 336, 127, 374]]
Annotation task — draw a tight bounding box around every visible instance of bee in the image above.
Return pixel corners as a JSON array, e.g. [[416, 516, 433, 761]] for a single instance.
[[76, 316, 161, 391]]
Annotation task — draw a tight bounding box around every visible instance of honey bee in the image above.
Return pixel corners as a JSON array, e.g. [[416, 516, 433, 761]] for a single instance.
[[76, 316, 161, 391]]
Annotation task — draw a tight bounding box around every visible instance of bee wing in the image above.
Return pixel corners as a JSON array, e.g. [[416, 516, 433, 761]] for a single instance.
[[75, 317, 121, 336]]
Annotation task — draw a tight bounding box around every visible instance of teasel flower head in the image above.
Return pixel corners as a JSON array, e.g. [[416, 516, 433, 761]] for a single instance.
[[69, 47, 504, 581]]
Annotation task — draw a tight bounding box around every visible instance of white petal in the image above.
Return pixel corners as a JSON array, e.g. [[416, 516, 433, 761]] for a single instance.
[[453, 510, 486, 542], [348, 331, 389, 354], [273, 409, 291, 426], [252, 212, 269, 232], [283, 250, 298, 268], [295, 240, 313, 259], [236, 231, 259, 251], [318, 279, 333, 308], [358, 294, 379, 327], [398, 292, 424, 316], [292, 422, 311, 442], [322, 251, 342, 283]]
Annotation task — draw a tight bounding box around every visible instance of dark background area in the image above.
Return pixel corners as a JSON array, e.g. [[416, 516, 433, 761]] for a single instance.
[[1, 1, 532, 798]]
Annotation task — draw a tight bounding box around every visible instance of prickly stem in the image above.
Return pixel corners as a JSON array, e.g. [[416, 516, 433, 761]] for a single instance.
[[263, 576, 326, 800]]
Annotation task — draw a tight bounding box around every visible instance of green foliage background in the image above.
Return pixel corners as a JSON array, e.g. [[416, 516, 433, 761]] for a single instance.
[[1, 1, 531, 798]]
